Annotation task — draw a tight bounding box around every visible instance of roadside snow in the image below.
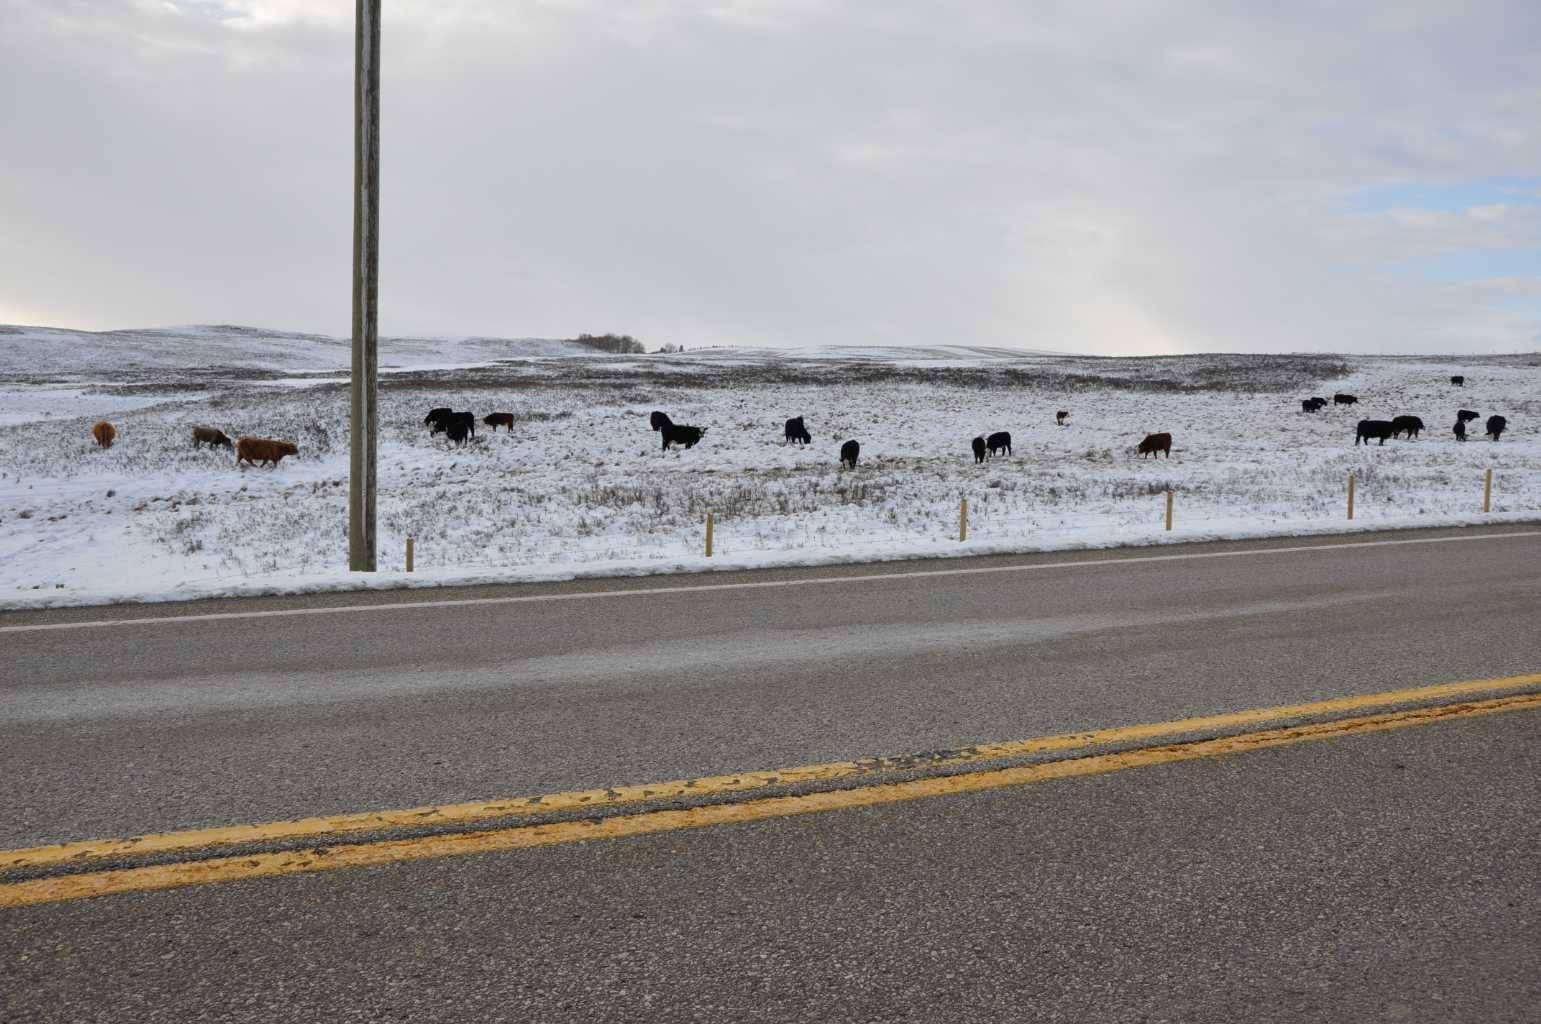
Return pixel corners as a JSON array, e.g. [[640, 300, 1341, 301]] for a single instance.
[[0, 338, 1536, 609]]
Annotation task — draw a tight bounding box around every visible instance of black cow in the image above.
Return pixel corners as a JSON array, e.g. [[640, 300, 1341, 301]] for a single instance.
[[1453, 419, 1467, 442], [1137, 432, 1172, 459], [424, 407, 453, 429], [662, 423, 705, 451], [1055, 410, 1070, 425], [1486, 415, 1507, 441], [1457, 409, 1480, 423], [840, 439, 860, 469], [1356, 419, 1394, 446], [1450, 375, 1465, 386], [971, 436, 986, 464], [1390, 415, 1425, 439], [1334, 393, 1359, 406], [1301, 397, 1328, 413], [784, 416, 811, 446], [987, 431, 1011, 457], [431, 411, 475, 439], [445, 419, 471, 446]]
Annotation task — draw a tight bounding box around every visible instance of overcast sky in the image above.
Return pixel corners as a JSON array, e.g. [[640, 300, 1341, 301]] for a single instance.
[[2, 1, 1539, 354]]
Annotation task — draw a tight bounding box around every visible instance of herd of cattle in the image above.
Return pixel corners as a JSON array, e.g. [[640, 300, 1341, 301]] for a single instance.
[[82, 375, 1512, 468], [1300, 386, 1509, 446], [89, 420, 300, 466]]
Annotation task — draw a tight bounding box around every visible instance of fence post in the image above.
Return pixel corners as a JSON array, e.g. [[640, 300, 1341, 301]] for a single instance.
[[405, 536, 414, 572], [1347, 472, 1355, 520], [705, 512, 714, 558], [1483, 468, 1492, 513], [959, 498, 968, 542], [1164, 489, 1174, 531]]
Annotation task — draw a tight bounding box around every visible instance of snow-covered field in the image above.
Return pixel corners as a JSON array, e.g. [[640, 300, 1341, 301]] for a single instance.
[[1, 324, 1536, 608]]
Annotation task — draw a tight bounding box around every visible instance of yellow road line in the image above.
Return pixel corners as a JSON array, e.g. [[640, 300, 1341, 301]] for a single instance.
[[2, 691, 1537, 909], [5, 671, 1539, 873]]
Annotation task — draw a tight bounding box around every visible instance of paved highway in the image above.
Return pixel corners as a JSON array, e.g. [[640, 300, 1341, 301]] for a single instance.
[[3, 524, 1539, 1021]]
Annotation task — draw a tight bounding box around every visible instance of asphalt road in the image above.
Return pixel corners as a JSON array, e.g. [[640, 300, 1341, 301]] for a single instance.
[[3, 524, 1540, 1021]]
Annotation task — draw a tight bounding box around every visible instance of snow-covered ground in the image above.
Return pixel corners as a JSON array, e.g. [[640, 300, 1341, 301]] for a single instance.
[[1, 325, 1536, 608], [0, 323, 592, 376]]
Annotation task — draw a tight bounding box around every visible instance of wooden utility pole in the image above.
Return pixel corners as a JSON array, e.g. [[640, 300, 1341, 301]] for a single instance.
[[349, 0, 381, 571]]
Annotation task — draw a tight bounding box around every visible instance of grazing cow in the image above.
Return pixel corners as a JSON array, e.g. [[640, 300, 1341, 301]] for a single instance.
[[1453, 419, 1467, 442], [236, 437, 299, 467], [1390, 415, 1425, 439], [1301, 396, 1328, 413], [784, 416, 811, 446], [431, 411, 475, 438], [424, 407, 453, 429], [191, 425, 233, 450], [987, 431, 1012, 457], [1136, 432, 1172, 459], [840, 439, 860, 469], [1055, 410, 1070, 426], [1486, 415, 1507, 441], [1450, 375, 1465, 386], [1457, 409, 1480, 424], [1355, 419, 1395, 446], [661, 423, 706, 451], [971, 436, 987, 464], [445, 420, 471, 446], [483, 412, 515, 432], [650, 410, 672, 432], [90, 421, 116, 449], [1334, 393, 1358, 406]]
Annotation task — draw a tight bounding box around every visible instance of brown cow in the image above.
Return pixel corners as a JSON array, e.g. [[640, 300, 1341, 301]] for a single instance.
[[1055, 410, 1070, 426], [91, 421, 116, 449], [192, 425, 233, 450], [236, 437, 299, 467], [1137, 432, 1172, 459], [483, 412, 515, 432]]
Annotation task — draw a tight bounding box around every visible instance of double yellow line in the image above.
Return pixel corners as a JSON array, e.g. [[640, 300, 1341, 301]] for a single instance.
[[4, 673, 1538, 909]]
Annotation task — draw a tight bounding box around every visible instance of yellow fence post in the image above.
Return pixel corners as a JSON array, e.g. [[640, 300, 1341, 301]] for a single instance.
[[1347, 472, 1355, 520], [705, 512, 714, 558], [1483, 468, 1492, 513], [1164, 489, 1174, 531], [405, 536, 414, 572], [959, 498, 968, 542]]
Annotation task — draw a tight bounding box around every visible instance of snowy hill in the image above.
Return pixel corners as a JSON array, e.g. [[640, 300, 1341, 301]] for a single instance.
[[0, 323, 594, 376]]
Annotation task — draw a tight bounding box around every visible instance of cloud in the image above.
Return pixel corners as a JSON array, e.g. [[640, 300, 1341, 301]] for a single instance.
[[1, 0, 1539, 353]]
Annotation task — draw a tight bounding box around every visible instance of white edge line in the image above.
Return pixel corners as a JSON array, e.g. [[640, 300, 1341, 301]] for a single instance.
[[4, 529, 1539, 635]]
